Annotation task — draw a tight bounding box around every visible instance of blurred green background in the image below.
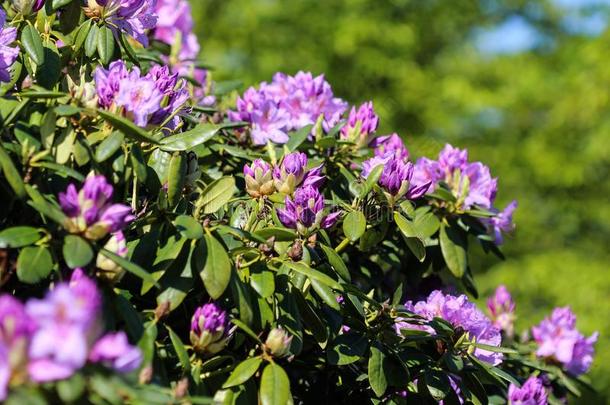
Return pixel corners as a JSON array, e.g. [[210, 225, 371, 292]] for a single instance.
[[190, 0, 609, 402]]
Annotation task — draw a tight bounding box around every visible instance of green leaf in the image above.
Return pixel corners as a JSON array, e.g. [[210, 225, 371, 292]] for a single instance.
[[415, 212, 441, 238], [327, 332, 368, 365], [196, 176, 236, 214], [285, 124, 313, 151], [174, 215, 203, 239], [368, 343, 388, 397], [439, 223, 467, 278], [16, 246, 53, 284], [159, 123, 220, 152], [0, 227, 41, 248], [166, 325, 190, 372], [259, 363, 291, 405], [254, 227, 297, 242], [222, 357, 262, 389], [250, 269, 275, 298], [310, 279, 340, 309], [35, 162, 84, 181], [84, 23, 99, 58], [21, 23, 45, 66], [319, 243, 351, 282], [343, 211, 366, 242], [25, 185, 67, 225], [198, 234, 232, 299], [100, 249, 158, 286], [97, 110, 160, 145], [283, 261, 341, 290], [473, 343, 518, 354], [0, 144, 26, 198], [72, 19, 92, 53], [167, 153, 187, 207], [96, 25, 115, 65], [395, 212, 426, 261], [57, 374, 86, 403], [62, 235, 93, 269], [359, 164, 383, 198], [95, 131, 124, 162], [230, 318, 262, 343], [129, 143, 148, 182], [118, 32, 139, 65], [424, 370, 451, 401]]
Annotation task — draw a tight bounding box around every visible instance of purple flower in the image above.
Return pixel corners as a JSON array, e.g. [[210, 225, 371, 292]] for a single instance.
[[26, 275, 101, 382], [59, 174, 134, 241], [396, 290, 503, 365], [229, 71, 348, 145], [87, 0, 157, 46], [244, 159, 275, 197], [190, 303, 230, 355], [89, 332, 142, 373], [340, 101, 379, 147], [273, 152, 324, 195], [277, 186, 341, 235], [0, 10, 19, 83], [361, 156, 430, 203], [532, 307, 597, 376], [488, 200, 518, 244], [487, 285, 516, 337], [95, 61, 188, 128], [0, 295, 33, 401], [412, 144, 498, 209], [372, 133, 409, 160], [153, 0, 199, 60], [508, 376, 548, 405]]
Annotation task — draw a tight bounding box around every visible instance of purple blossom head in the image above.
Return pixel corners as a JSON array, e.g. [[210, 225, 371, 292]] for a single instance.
[[94, 60, 129, 108], [0, 295, 33, 345], [361, 156, 430, 203], [0, 10, 19, 84], [26, 275, 102, 382], [488, 200, 518, 244], [372, 133, 409, 160], [412, 144, 498, 209], [87, 0, 157, 46], [277, 186, 341, 235], [340, 101, 379, 147], [487, 285, 516, 337], [89, 332, 142, 373], [190, 303, 230, 355], [229, 71, 347, 145], [244, 159, 275, 197], [273, 152, 324, 194], [508, 376, 547, 405], [396, 290, 503, 365], [59, 174, 134, 240], [532, 307, 597, 376], [153, 0, 199, 60]]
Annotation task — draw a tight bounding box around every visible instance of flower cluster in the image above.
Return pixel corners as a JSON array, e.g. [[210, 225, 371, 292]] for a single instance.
[[0, 9, 18, 83], [60, 174, 134, 241], [487, 285, 516, 337], [0, 270, 141, 400], [229, 71, 348, 145], [361, 134, 430, 203], [85, 0, 157, 46], [340, 101, 379, 147], [95, 61, 189, 128], [190, 303, 231, 356], [532, 307, 597, 376], [508, 376, 548, 405], [397, 290, 503, 365], [277, 185, 341, 235]]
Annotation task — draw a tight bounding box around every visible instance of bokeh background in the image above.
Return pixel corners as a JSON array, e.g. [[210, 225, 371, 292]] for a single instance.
[[190, 0, 609, 402]]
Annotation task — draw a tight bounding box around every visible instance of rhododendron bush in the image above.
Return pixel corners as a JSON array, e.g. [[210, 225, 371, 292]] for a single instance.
[[0, 0, 598, 404]]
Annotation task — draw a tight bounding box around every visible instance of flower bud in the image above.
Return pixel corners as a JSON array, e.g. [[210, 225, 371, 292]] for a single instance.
[[361, 156, 430, 205], [67, 69, 99, 109], [244, 159, 274, 197], [340, 101, 379, 148], [276, 186, 341, 236], [189, 303, 230, 356], [273, 152, 307, 194], [487, 285, 516, 337], [10, 0, 45, 15], [96, 232, 128, 283], [264, 327, 293, 358]]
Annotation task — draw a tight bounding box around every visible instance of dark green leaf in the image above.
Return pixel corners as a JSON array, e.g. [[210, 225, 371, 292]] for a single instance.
[[0, 144, 26, 198], [16, 246, 53, 284], [343, 210, 366, 242], [95, 131, 124, 162], [167, 153, 187, 207], [96, 25, 115, 65], [440, 223, 467, 278], [166, 325, 190, 372], [328, 332, 368, 365], [97, 110, 160, 144], [425, 369, 451, 400], [84, 23, 99, 58], [254, 227, 297, 242], [196, 177, 236, 214], [260, 363, 291, 405], [319, 243, 351, 282], [198, 234, 232, 299], [174, 215, 203, 239], [62, 235, 93, 269], [0, 227, 41, 248], [369, 343, 388, 397], [100, 249, 158, 286], [222, 357, 262, 389], [21, 23, 45, 65], [159, 123, 220, 152]]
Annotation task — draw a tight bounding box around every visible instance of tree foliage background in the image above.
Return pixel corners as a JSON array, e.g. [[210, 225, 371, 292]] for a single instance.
[[192, 0, 610, 402]]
